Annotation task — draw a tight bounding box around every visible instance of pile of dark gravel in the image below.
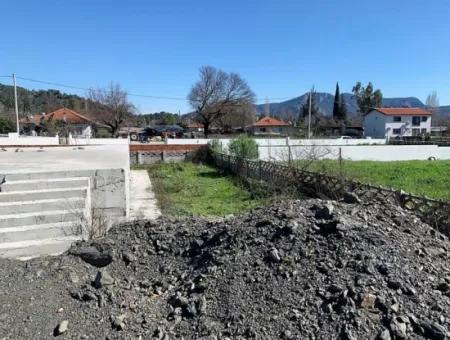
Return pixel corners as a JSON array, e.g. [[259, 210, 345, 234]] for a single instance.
[[1, 197, 449, 339]]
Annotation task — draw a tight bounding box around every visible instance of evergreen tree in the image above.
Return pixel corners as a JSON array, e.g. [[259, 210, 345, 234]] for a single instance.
[[333, 82, 341, 120], [338, 94, 347, 121], [352, 81, 383, 115]]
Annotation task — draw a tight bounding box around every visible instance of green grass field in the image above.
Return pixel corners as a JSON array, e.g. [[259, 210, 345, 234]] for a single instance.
[[296, 159, 450, 201], [137, 162, 270, 216]]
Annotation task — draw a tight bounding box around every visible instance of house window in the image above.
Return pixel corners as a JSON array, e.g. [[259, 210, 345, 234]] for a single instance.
[[421, 116, 428, 122], [412, 116, 421, 126], [392, 128, 401, 135], [412, 128, 420, 136], [421, 128, 427, 134], [393, 116, 401, 122]]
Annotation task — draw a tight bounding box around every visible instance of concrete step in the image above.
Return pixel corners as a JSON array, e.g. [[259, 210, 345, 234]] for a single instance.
[[0, 187, 87, 202], [0, 222, 79, 243], [0, 209, 85, 228], [0, 197, 85, 215], [3, 170, 93, 182], [0, 236, 81, 260], [0, 177, 89, 192]]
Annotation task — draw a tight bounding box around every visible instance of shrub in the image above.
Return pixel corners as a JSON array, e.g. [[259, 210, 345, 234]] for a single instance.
[[228, 135, 258, 159], [0, 117, 15, 134], [208, 139, 223, 155]]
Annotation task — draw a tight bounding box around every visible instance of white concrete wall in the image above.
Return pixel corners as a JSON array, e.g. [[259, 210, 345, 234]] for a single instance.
[[68, 136, 130, 145], [166, 138, 386, 147], [364, 111, 386, 138], [258, 145, 450, 161], [0, 133, 59, 145]]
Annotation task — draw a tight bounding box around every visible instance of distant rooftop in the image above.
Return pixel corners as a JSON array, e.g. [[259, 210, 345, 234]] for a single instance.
[[252, 116, 289, 127], [373, 108, 432, 116]]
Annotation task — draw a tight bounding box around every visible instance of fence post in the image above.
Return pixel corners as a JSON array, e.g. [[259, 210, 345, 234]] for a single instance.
[[137, 152, 142, 165], [259, 160, 262, 180]]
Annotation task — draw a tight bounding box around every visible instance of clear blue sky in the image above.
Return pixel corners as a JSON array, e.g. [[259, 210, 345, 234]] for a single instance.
[[2, 0, 450, 113]]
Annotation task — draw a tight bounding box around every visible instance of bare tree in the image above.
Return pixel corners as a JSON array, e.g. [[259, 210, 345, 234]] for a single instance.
[[88, 83, 135, 137], [188, 66, 255, 137], [217, 102, 256, 132]]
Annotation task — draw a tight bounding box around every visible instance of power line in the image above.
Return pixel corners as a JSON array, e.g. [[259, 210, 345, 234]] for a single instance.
[[4, 74, 298, 103]]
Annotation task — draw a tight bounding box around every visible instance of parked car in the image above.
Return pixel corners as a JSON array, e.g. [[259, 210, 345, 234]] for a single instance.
[[138, 125, 184, 142]]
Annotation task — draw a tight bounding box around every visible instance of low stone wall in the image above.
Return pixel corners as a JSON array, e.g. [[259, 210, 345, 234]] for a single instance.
[[130, 144, 205, 165], [212, 153, 450, 236]]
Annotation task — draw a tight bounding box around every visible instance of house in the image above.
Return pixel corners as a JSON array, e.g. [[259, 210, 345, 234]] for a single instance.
[[248, 116, 290, 135], [363, 108, 432, 139], [22, 108, 97, 137], [185, 122, 204, 133]]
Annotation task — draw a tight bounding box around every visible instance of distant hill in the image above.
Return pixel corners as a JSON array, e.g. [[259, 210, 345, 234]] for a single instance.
[[256, 92, 426, 119], [0, 83, 88, 117]]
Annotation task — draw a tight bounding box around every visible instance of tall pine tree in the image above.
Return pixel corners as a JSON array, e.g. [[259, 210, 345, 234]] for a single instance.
[[333, 82, 341, 120], [339, 94, 347, 121], [333, 82, 347, 121]]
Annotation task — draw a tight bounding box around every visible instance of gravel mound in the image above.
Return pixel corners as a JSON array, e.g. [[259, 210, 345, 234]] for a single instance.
[[0, 198, 449, 339]]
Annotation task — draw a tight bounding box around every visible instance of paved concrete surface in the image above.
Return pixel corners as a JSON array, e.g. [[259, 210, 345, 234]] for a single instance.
[[0, 145, 129, 173], [129, 170, 161, 220]]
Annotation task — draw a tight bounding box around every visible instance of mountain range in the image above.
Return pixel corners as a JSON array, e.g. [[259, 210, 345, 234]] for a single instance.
[[255, 92, 430, 119]]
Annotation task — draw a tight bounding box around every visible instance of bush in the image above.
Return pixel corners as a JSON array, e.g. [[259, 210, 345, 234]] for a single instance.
[[0, 117, 15, 134], [228, 135, 258, 159], [208, 139, 223, 155]]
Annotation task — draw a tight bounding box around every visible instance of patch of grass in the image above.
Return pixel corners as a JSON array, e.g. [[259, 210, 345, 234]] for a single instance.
[[294, 159, 450, 201], [137, 162, 272, 216]]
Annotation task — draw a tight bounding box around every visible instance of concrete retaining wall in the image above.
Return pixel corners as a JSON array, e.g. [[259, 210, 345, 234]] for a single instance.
[[68, 136, 130, 145], [0, 133, 59, 145], [258, 144, 450, 161], [166, 138, 386, 146]]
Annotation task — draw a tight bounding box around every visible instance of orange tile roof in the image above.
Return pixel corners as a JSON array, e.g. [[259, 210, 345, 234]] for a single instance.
[[373, 108, 432, 116], [187, 122, 204, 128], [27, 108, 94, 125], [252, 116, 289, 127]]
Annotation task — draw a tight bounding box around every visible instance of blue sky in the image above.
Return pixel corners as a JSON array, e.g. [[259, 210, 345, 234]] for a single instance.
[[1, 0, 450, 113]]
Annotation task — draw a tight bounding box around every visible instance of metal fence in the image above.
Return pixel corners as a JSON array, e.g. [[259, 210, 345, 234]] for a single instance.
[[211, 153, 450, 236]]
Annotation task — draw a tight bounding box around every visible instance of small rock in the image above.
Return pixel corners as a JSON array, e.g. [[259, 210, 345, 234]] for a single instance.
[[387, 279, 402, 291], [70, 246, 113, 268], [421, 319, 448, 340], [377, 328, 391, 340], [268, 248, 281, 262], [112, 314, 126, 330], [54, 320, 69, 336], [122, 252, 136, 265], [360, 293, 377, 309], [343, 192, 361, 204], [93, 270, 114, 289], [315, 203, 334, 219], [390, 317, 407, 339]]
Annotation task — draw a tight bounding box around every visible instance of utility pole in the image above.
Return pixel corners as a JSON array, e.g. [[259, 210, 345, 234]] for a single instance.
[[308, 88, 312, 139], [12, 73, 20, 134]]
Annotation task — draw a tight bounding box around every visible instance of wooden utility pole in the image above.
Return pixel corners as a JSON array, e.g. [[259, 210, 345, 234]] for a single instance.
[[308, 88, 312, 139], [12, 73, 20, 134]]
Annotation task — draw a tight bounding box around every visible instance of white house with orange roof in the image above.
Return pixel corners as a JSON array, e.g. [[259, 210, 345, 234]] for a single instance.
[[23, 107, 97, 137], [249, 116, 290, 135], [363, 108, 432, 139]]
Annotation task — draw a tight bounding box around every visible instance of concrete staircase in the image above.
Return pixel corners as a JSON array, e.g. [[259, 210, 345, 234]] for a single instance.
[[0, 174, 91, 260]]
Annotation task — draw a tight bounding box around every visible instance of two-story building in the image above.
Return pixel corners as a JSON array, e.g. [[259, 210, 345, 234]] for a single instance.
[[363, 108, 432, 139]]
